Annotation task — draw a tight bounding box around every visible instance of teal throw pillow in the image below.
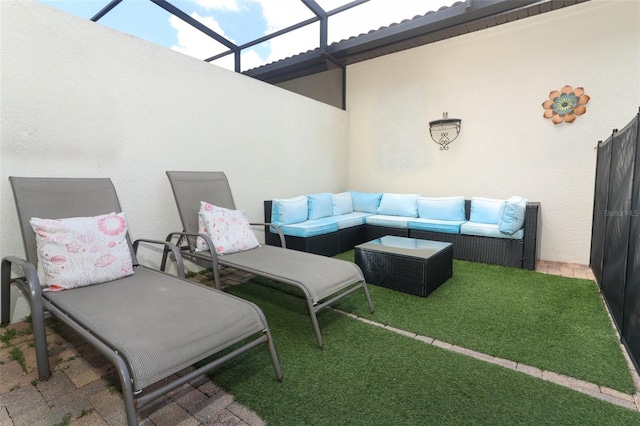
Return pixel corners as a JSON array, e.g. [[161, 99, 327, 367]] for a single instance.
[[498, 196, 527, 234]]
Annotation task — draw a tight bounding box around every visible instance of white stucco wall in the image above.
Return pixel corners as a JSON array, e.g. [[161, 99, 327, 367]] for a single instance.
[[0, 1, 349, 322], [2, 0, 638, 322], [346, 0, 640, 265]]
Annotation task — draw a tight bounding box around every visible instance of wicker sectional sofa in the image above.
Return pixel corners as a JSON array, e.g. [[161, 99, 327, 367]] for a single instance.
[[264, 193, 539, 270]]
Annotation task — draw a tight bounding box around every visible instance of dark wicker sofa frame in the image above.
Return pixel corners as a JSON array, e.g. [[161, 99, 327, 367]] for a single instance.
[[264, 200, 540, 270]]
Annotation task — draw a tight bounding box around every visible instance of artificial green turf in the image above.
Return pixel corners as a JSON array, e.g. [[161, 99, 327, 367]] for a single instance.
[[331, 252, 634, 394], [213, 280, 640, 425]]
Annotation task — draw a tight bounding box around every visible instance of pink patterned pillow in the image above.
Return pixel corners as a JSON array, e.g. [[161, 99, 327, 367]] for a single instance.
[[30, 213, 133, 291], [197, 202, 260, 255], [196, 201, 224, 251]]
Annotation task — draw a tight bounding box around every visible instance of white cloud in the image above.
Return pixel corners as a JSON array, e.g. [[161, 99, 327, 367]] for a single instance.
[[192, 0, 243, 12], [250, 0, 315, 64], [170, 12, 232, 60], [241, 48, 267, 70], [169, 10, 267, 71], [252, 0, 457, 66], [253, 0, 312, 32], [172, 0, 458, 70]]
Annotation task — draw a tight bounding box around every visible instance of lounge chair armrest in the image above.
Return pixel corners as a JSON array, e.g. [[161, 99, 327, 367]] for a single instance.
[[132, 239, 185, 278], [164, 232, 220, 258], [251, 222, 286, 248], [1, 256, 44, 322], [164, 231, 223, 290], [164, 231, 218, 256]]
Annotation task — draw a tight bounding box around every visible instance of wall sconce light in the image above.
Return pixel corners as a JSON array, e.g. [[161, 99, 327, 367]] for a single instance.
[[429, 112, 462, 150]]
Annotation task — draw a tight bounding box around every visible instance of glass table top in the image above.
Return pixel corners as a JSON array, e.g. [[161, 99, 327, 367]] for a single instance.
[[355, 235, 452, 259]]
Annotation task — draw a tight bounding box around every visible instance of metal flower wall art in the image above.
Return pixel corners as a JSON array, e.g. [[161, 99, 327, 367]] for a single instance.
[[542, 85, 590, 124]]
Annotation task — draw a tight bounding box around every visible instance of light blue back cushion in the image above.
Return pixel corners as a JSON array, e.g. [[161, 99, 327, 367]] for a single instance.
[[377, 193, 418, 217], [498, 196, 527, 234], [349, 191, 383, 213], [469, 197, 504, 224], [417, 196, 465, 221], [307, 193, 333, 220], [272, 195, 308, 225], [332, 192, 354, 215]]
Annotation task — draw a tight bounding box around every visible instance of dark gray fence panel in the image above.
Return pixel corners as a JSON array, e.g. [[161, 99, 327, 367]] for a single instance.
[[622, 116, 640, 369], [601, 125, 636, 327], [590, 137, 612, 284]]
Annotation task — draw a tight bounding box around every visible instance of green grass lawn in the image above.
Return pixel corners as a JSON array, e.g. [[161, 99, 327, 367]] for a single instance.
[[209, 276, 640, 425], [330, 252, 634, 394]]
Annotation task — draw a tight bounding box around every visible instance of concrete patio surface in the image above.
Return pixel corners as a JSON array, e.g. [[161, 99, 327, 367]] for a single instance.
[[1, 262, 639, 425]]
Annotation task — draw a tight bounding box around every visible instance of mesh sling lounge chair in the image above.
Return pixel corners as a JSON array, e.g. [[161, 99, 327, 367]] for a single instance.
[[164, 171, 374, 347], [0, 177, 282, 426]]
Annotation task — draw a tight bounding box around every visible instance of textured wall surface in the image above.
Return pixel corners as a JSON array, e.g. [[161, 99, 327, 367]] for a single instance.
[[0, 1, 349, 322], [347, 0, 640, 264], [2, 0, 639, 322]]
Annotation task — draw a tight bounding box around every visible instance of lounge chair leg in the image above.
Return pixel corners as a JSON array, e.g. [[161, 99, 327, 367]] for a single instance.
[[2, 258, 52, 379], [265, 328, 283, 381], [211, 266, 222, 291], [31, 302, 52, 379], [307, 299, 324, 348], [363, 283, 375, 313], [114, 357, 139, 426], [0, 267, 10, 326]]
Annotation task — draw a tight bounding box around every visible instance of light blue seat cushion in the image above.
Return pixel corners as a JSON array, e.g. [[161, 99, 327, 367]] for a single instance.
[[498, 196, 527, 234], [418, 196, 466, 221], [460, 221, 524, 240], [350, 191, 382, 213], [334, 212, 371, 229], [271, 195, 308, 225], [332, 192, 354, 215], [307, 192, 333, 220], [408, 218, 466, 234], [377, 193, 419, 217], [469, 197, 504, 225], [276, 217, 339, 238], [365, 215, 410, 229]]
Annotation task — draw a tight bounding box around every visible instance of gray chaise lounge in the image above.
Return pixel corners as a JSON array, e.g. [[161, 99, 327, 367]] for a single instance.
[[1, 177, 282, 426], [164, 171, 374, 347]]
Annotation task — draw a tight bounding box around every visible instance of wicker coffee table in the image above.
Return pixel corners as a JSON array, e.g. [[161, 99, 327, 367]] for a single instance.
[[354, 236, 453, 297]]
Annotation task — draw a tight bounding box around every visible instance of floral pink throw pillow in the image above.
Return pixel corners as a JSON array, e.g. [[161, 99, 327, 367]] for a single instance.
[[30, 212, 133, 291], [195, 201, 220, 252], [196, 201, 260, 255]]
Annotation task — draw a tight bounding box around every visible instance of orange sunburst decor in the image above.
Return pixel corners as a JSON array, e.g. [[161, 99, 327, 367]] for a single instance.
[[542, 85, 590, 124]]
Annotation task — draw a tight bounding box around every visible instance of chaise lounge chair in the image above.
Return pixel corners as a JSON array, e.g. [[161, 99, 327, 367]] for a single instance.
[[1, 177, 282, 426], [164, 171, 374, 347]]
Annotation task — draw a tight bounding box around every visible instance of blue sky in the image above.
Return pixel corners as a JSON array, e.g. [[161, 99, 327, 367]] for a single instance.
[[37, 0, 456, 71]]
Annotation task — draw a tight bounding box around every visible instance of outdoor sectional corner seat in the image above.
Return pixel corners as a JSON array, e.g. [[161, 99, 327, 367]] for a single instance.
[[264, 192, 540, 270]]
